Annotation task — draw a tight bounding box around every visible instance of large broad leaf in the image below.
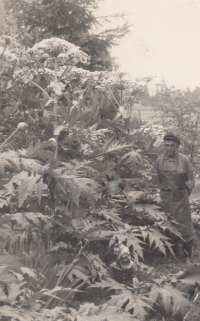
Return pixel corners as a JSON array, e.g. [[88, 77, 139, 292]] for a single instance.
[[16, 173, 43, 207], [127, 191, 145, 204], [149, 283, 191, 316], [108, 292, 152, 321], [138, 204, 166, 221], [0, 189, 11, 208], [0, 306, 28, 321], [139, 227, 174, 256], [0, 150, 21, 175], [70, 303, 139, 321], [121, 150, 143, 167], [35, 286, 80, 300], [0, 255, 23, 267], [93, 208, 124, 226], [158, 220, 183, 239], [20, 158, 43, 174], [0, 158, 13, 175], [77, 223, 114, 241], [89, 279, 124, 291], [26, 141, 53, 161], [0, 150, 43, 176], [67, 159, 97, 174], [0, 262, 37, 284], [97, 137, 132, 157], [4, 172, 44, 206], [10, 212, 50, 229], [6, 283, 26, 303], [46, 167, 99, 206]]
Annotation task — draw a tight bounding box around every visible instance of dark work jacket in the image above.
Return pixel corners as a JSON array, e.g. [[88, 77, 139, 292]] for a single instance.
[[109, 261, 134, 285], [156, 152, 195, 191], [156, 152, 195, 242]]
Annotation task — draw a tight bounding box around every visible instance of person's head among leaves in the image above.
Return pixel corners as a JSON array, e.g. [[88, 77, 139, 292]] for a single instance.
[[109, 239, 139, 286], [114, 241, 132, 269]]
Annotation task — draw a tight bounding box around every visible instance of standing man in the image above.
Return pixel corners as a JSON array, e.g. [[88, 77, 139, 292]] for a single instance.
[[156, 134, 195, 262]]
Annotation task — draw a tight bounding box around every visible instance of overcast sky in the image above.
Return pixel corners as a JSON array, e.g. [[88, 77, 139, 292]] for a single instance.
[[98, 0, 200, 91]]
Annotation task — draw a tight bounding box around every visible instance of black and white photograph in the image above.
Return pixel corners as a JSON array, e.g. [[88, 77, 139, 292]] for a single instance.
[[0, 0, 200, 320]]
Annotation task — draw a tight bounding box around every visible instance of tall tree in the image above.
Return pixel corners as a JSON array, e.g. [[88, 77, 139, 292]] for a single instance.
[[4, 0, 130, 70]]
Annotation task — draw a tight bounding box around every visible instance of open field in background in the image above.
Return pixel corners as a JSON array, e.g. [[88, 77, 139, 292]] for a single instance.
[[133, 104, 158, 122]]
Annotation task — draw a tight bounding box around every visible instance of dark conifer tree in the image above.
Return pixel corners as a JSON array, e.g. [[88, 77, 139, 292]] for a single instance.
[[4, 0, 130, 70]]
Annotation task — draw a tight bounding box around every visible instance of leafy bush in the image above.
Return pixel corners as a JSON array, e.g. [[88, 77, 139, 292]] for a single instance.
[[0, 33, 198, 321]]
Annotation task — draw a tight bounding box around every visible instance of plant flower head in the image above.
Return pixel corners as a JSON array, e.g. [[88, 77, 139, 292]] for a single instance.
[[17, 122, 29, 131], [13, 66, 36, 84], [5, 51, 18, 62], [31, 37, 89, 65], [48, 81, 65, 96]]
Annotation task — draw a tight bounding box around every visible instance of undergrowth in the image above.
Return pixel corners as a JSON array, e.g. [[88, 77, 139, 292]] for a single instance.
[[0, 34, 199, 321]]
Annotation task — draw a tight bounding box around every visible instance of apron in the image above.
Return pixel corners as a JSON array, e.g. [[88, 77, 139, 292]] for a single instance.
[[159, 160, 194, 243]]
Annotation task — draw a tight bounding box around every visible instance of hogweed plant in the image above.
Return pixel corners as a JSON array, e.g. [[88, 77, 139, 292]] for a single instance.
[[0, 35, 199, 321]]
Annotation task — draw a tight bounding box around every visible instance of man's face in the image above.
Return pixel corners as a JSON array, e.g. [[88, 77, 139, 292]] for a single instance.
[[164, 140, 179, 157], [120, 253, 131, 265]]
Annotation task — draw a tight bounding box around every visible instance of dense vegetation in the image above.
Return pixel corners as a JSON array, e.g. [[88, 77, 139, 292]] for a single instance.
[[0, 1, 200, 321]]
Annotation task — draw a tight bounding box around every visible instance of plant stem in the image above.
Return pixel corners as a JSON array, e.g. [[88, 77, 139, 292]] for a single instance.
[[53, 102, 58, 162], [0, 45, 7, 60], [54, 57, 58, 81], [100, 91, 118, 111], [0, 128, 18, 149], [63, 92, 72, 104], [44, 242, 85, 308], [30, 81, 51, 100], [120, 79, 123, 105], [52, 57, 59, 161], [190, 112, 200, 161], [110, 88, 120, 107], [58, 65, 71, 81], [35, 27, 39, 43]]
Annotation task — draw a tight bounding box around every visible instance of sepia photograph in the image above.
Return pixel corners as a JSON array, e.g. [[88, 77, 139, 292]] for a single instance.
[[0, 0, 200, 320]]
